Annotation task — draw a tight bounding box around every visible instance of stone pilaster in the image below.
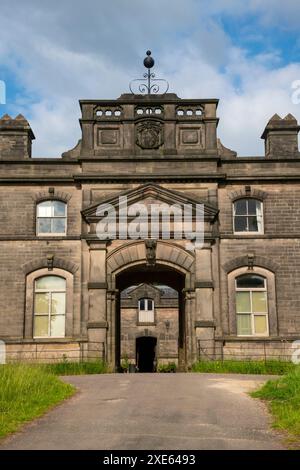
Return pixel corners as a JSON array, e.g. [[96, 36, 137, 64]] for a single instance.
[[86, 240, 108, 361]]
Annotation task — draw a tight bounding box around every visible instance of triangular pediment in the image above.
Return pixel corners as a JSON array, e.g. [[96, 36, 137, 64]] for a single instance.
[[82, 183, 218, 222]]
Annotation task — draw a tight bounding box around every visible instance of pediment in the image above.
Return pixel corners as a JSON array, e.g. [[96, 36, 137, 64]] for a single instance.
[[82, 183, 218, 222]]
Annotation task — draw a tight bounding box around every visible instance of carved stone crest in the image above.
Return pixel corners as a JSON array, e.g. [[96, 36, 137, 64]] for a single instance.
[[145, 239, 157, 266], [136, 121, 163, 149]]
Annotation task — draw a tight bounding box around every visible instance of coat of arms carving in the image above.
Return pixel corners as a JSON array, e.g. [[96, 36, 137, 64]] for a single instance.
[[136, 121, 163, 149]]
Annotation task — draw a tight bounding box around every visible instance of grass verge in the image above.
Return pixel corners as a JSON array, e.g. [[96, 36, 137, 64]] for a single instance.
[[44, 360, 109, 376], [251, 366, 300, 447], [191, 359, 296, 375], [0, 364, 75, 439]]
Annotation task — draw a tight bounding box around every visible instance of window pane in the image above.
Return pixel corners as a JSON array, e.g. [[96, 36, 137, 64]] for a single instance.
[[234, 216, 247, 232], [52, 218, 66, 234], [234, 200, 247, 215], [236, 275, 265, 289], [147, 299, 153, 311], [236, 292, 251, 312], [51, 292, 66, 314], [34, 316, 49, 337], [139, 310, 154, 323], [247, 199, 259, 215], [50, 315, 65, 337], [35, 293, 49, 314], [254, 315, 268, 335], [37, 201, 52, 217], [237, 314, 252, 335], [53, 201, 66, 217], [252, 292, 267, 313], [248, 216, 258, 232], [38, 218, 51, 234], [139, 299, 145, 310], [36, 276, 66, 290]]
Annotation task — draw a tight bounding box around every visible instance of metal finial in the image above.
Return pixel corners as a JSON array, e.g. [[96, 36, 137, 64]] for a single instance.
[[129, 50, 169, 95], [143, 50, 154, 69]]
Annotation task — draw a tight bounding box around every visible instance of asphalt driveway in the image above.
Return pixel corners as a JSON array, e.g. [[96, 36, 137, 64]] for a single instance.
[[0, 373, 283, 450]]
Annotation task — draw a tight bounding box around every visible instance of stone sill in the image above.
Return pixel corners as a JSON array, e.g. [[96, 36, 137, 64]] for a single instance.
[[216, 336, 298, 343], [1, 337, 87, 345]]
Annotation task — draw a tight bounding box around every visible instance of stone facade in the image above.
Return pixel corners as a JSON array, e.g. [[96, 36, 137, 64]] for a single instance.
[[0, 92, 300, 369]]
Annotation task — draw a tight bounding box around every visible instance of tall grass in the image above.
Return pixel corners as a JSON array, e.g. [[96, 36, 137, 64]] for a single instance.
[[252, 366, 300, 446], [44, 360, 109, 376], [0, 364, 74, 438], [191, 360, 296, 375]]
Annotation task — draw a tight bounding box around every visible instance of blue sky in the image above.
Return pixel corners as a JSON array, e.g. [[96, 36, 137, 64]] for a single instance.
[[1, 0, 300, 156]]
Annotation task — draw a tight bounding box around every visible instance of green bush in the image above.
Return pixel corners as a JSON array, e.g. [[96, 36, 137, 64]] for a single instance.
[[252, 366, 300, 444], [191, 360, 296, 375], [157, 362, 177, 373], [0, 364, 74, 439]]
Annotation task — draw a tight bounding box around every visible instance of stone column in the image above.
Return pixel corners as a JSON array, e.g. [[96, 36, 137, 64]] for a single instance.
[[106, 288, 119, 369], [86, 241, 108, 361], [182, 289, 197, 368], [194, 244, 215, 360]]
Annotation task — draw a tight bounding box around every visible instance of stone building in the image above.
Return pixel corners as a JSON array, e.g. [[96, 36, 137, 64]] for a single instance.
[[1, 76, 300, 369]]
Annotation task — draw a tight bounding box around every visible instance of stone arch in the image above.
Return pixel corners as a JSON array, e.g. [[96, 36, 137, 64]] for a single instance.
[[106, 240, 195, 370], [31, 190, 72, 203], [107, 240, 194, 285], [229, 188, 267, 202], [22, 256, 79, 275], [223, 255, 280, 274]]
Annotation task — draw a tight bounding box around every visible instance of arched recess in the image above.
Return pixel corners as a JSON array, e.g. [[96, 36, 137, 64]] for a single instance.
[[106, 241, 195, 370], [24, 267, 74, 340], [227, 266, 278, 337]]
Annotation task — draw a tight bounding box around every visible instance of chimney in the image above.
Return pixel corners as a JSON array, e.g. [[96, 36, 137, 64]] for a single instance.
[[0, 114, 35, 159], [261, 113, 300, 157]]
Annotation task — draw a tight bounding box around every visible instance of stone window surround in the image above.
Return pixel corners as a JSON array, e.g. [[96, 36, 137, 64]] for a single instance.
[[31, 191, 72, 237], [227, 266, 278, 338], [36, 200, 68, 237], [228, 188, 267, 236], [24, 267, 74, 340], [232, 198, 264, 235]]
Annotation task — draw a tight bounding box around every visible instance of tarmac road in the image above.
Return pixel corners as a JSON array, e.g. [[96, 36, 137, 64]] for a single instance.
[[0, 373, 284, 450]]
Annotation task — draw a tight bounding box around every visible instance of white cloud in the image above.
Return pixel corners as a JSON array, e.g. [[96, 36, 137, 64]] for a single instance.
[[0, 0, 300, 156]]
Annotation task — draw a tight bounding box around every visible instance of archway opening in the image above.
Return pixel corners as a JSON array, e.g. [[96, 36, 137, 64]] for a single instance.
[[115, 263, 186, 372]]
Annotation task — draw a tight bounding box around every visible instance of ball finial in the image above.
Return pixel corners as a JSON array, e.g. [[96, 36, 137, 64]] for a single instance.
[[144, 50, 154, 69]]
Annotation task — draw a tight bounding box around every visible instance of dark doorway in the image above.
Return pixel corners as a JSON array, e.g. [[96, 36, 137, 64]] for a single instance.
[[136, 336, 157, 372]]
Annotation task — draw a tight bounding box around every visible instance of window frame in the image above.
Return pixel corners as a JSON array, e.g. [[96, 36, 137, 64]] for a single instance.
[[33, 275, 66, 339], [227, 266, 277, 338], [233, 198, 264, 235], [36, 200, 67, 236], [138, 298, 155, 324], [235, 274, 269, 337], [25, 267, 74, 340]]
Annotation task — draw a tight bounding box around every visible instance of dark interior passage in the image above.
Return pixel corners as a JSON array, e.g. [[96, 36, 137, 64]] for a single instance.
[[136, 336, 157, 372]]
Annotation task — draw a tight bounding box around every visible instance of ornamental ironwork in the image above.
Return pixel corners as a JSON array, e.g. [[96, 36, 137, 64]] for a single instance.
[[129, 50, 169, 95]]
